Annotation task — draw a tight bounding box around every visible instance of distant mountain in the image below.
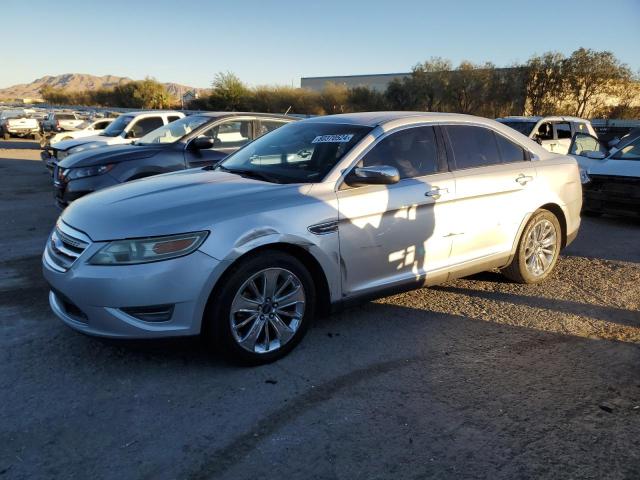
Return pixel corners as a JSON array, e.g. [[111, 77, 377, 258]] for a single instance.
[[0, 73, 204, 100]]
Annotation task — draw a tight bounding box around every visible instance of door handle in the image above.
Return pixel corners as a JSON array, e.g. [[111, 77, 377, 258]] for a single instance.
[[425, 187, 448, 199], [515, 174, 533, 185]]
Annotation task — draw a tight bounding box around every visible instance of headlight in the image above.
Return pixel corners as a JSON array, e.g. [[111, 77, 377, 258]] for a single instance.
[[89, 231, 209, 265], [57, 150, 69, 160], [65, 164, 114, 180], [579, 169, 591, 184]]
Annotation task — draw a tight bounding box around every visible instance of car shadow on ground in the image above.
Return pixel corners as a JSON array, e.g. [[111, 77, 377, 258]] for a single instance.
[[0, 139, 40, 150]]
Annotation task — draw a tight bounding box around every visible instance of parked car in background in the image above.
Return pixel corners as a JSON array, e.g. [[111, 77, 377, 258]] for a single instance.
[[0, 110, 40, 140], [45, 118, 116, 149], [41, 111, 185, 167], [497, 116, 597, 154], [569, 130, 640, 217], [42, 112, 84, 132], [43, 112, 581, 364], [52, 113, 295, 206]]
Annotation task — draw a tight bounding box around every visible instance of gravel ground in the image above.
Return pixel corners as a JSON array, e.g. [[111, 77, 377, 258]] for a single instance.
[[1, 139, 639, 480]]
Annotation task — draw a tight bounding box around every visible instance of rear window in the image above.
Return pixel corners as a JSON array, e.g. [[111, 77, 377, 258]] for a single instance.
[[57, 114, 76, 120], [498, 121, 536, 136]]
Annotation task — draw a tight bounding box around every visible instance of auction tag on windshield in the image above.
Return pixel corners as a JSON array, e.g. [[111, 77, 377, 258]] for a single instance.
[[312, 134, 354, 143]]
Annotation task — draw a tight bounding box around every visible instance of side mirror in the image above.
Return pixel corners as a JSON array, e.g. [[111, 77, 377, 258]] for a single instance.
[[585, 151, 606, 160], [534, 137, 543, 145], [345, 165, 400, 187], [125, 130, 138, 139], [191, 136, 215, 150]]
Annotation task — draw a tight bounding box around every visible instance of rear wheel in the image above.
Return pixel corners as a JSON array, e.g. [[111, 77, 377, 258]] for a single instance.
[[2, 132, 9, 141], [501, 209, 561, 284], [204, 251, 316, 365]]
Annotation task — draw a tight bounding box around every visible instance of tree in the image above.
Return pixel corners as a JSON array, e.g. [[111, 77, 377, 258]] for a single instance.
[[563, 48, 633, 117], [209, 72, 252, 111], [318, 82, 349, 114], [347, 86, 388, 111], [524, 52, 565, 115]]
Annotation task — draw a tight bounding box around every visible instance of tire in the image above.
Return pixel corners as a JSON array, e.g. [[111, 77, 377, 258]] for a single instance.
[[204, 251, 316, 365], [33, 133, 41, 141], [2, 132, 9, 141], [501, 209, 562, 284]]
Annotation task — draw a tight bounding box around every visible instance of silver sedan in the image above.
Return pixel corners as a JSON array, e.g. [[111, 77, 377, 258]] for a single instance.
[[43, 112, 582, 364]]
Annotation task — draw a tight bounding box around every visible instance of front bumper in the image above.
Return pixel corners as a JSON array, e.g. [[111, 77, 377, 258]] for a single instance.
[[43, 239, 227, 339]]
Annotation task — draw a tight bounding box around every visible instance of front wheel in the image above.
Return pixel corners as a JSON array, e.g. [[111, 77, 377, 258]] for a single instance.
[[501, 210, 562, 284], [204, 251, 316, 365]]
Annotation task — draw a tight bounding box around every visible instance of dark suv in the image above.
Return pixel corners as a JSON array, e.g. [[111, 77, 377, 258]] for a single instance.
[[53, 113, 296, 207]]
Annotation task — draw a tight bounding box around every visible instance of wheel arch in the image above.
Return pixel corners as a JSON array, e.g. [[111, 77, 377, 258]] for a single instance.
[[202, 242, 332, 328], [539, 202, 568, 247]]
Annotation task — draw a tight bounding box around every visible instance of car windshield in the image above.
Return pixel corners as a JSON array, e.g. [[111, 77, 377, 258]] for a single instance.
[[137, 115, 210, 145], [613, 136, 640, 161], [100, 115, 133, 137], [499, 121, 537, 136], [218, 122, 373, 184]]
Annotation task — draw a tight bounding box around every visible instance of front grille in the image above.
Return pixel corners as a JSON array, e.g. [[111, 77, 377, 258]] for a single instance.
[[585, 174, 640, 215], [46, 222, 91, 272]]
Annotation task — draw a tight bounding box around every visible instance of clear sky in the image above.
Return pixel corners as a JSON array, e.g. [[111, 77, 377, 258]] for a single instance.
[[2, 0, 639, 89]]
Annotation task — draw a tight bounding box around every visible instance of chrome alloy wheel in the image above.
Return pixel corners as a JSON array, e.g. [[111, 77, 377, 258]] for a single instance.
[[524, 219, 557, 277], [229, 268, 306, 354]]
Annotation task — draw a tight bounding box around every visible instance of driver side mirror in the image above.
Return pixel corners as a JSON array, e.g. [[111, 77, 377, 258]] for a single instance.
[[191, 136, 215, 150], [345, 165, 400, 187], [534, 137, 543, 145]]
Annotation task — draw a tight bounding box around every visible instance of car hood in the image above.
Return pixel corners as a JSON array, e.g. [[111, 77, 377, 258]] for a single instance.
[[61, 169, 311, 241], [589, 159, 640, 178], [58, 144, 166, 168], [53, 134, 121, 152]]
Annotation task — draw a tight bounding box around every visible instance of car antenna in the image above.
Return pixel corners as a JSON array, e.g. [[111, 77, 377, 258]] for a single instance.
[[284, 106, 292, 116]]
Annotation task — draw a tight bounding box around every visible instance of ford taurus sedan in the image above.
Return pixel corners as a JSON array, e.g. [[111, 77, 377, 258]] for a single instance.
[[43, 112, 582, 364]]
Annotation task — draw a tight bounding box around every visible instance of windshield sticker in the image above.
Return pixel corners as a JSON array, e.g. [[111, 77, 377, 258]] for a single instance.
[[312, 134, 354, 144]]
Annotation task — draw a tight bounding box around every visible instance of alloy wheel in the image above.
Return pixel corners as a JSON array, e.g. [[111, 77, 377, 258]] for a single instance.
[[229, 268, 305, 354]]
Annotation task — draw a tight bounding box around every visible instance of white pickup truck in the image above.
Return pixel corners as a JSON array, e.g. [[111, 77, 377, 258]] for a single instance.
[[0, 110, 40, 140], [497, 116, 598, 155], [42, 112, 85, 132], [46, 118, 116, 147]]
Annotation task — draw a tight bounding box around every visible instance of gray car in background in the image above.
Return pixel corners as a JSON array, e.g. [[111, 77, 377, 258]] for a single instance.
[[43, 112, 582, 364]]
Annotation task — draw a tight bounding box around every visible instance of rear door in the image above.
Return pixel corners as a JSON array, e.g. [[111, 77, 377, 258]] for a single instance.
[[443, 125, 536, 266], [184, 118, 253, 168]]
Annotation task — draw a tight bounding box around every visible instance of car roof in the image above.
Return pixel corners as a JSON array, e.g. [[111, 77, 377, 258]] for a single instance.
[[190, 111, 298, 120], [301, 111, 504, 128], [498, 115, 591, 123]]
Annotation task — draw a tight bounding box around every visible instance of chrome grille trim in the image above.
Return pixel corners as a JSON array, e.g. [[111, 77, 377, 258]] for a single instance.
[[45, 222, 92, 272]]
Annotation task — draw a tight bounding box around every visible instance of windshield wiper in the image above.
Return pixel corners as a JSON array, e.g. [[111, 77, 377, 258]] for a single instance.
[[214, 165, 283, 183]]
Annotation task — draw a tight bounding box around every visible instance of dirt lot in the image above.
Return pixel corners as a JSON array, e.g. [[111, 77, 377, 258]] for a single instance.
[[1, 139, 639, 479]]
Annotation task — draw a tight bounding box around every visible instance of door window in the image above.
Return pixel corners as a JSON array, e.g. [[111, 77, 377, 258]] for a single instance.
[[555, 122, 572, 139], [360, 126, 439, 179], [256, 120, 288, 138], [494, 133, 527, 163], [569, 133, 608, 156], [94, 121, 111, 130], [445, 125, 501, 169], [575, 123, 590, 134], [200, 120, 252, 149], [535, 122, 553, 140], [167, 115, 181, 123], [129, 117, 164, 138]]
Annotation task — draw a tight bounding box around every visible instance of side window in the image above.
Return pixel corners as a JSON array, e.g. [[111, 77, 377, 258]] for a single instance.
[[555, 122, 572, 139], [167, 115, 181, 123], [361, 126, 439, 179], [129, 117, 164, 138], [535, 122, 553, 140], [570, 133, 607, 156], [199, 120, 252, 149], [446, 125, 501, 169], [612, 137, 640, 160], [256, 120, 287, 138], [94, 121, 110, 130], [494, 133, 527, 163]]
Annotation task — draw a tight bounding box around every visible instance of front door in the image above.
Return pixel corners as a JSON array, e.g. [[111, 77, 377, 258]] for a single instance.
[[337, 125, 455, 297]]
